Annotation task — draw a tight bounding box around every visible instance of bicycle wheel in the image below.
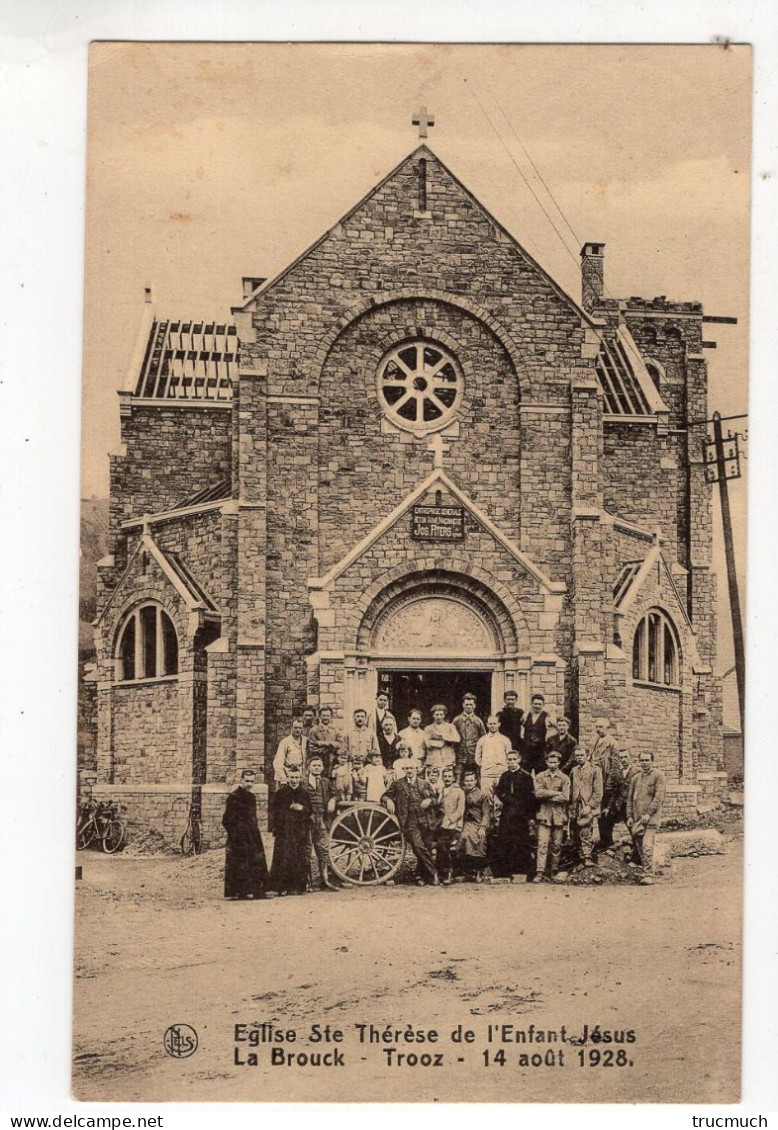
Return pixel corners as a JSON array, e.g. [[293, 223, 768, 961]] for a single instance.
[[101, 818, 125, 854], [76, 818, 97, 850]]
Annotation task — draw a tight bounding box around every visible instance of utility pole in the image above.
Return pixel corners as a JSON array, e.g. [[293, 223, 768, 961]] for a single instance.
[[704, 412, 746, 738]]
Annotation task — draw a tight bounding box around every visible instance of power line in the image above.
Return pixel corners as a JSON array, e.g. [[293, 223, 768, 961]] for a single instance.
[[488, 84, 583, 252], [465, 81, 583, 276]]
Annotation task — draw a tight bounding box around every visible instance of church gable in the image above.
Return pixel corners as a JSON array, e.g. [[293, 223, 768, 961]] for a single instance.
[[95, 532, 217, 651], [237, 147, 590, 403], [613, 544, 704, 673]]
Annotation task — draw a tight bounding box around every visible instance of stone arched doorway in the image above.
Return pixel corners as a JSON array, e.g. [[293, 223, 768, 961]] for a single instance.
[[346, 573, 530, 726]]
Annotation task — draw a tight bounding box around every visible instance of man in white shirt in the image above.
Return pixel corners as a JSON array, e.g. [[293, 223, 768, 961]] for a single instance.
[[272, 717, 307, 785], [475, 715, 512, 806], [398, 708, 428, 764]]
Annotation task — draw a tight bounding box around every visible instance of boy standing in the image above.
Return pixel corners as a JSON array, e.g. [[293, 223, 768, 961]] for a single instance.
[[602, 748, 640, 847], [420, 764, 443, 865], [591, 717, 619, 848], [533, 750, 570, 882], [436, 764, 465, 884], [269, 765, 313, 895], [475, 715, 512, 806], [331, 747, 354, 802], [626, 752, 666, 885], [351, 755, 368, 801]]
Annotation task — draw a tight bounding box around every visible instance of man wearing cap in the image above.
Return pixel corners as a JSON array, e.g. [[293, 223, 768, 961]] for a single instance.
[[522, 694, 553, 775], [497, 690, 524, 753], [424, 704, 460, 773]]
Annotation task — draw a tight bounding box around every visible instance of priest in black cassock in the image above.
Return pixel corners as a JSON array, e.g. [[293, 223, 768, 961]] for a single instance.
[[268, 765, 313, 895], [492, 750, 537, 881], [222, 768, 269, 899]]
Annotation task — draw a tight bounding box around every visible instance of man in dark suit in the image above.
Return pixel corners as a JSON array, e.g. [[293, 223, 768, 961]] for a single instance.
[[497, 690, 524, 753], [381, 761, 439, 885]]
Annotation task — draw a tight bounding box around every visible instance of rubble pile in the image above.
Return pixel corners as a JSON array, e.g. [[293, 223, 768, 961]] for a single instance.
[[121, 830, 180, 858]]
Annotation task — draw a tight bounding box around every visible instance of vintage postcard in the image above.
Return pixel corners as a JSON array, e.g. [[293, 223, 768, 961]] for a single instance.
[[74, 42, 750, 1103]]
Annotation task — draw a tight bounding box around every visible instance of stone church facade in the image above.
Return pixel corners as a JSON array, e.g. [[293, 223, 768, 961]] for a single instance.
[[91, 145, 726, 840]]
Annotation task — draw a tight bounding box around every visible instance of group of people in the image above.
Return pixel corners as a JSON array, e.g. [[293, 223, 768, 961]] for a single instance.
[[222, 692, 667, 899]]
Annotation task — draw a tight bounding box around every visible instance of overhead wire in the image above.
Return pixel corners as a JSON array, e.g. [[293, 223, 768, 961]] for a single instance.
[[488, 83, 583, 253], [464, 78, 634, 402], [465, 80, 584, 278]]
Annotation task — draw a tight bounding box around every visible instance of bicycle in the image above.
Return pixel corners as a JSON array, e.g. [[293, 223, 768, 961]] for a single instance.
[[180, 803, 203, 856], [76, 799, 126, 854]]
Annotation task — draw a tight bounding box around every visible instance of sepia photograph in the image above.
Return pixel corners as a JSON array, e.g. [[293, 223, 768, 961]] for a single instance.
[[71, 41, 750, 1104]]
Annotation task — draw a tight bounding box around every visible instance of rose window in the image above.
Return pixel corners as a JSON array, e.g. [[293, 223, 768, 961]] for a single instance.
[[377, 340, 464, 434]]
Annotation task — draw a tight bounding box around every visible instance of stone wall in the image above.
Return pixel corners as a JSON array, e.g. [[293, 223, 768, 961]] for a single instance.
[[625, 682, 682, 778], [603, 423, 681, 563], [112, 679, 186, 783], [109, 403, 231, 558], [153, 510, 225, 613]]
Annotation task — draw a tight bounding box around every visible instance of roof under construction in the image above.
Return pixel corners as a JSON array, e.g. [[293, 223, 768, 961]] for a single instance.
[[135, 319, 237, 401]]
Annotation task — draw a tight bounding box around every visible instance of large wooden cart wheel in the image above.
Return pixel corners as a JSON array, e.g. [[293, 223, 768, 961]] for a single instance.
[[327, 802, 405, 886]]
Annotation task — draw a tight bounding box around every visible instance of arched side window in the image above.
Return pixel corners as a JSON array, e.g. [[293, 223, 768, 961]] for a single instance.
[[115, 602, 179, 681], [632, 608, 680, 688]]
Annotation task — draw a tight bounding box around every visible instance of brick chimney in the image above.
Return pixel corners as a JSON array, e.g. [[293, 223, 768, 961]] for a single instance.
[[580, 242, 605, 311]]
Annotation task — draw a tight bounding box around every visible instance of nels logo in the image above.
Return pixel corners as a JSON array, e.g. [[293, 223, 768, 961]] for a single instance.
[[163, 1023, 198, 1059]]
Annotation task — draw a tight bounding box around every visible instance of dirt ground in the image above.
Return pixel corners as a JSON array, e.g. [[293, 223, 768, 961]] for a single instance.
[[73, 822, 742, 1104]]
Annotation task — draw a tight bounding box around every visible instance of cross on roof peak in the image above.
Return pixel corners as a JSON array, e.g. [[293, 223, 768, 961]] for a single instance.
[[412, 106, 435, 139]]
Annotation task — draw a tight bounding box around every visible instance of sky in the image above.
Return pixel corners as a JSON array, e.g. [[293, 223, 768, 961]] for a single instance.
[[82, 42, 751, 673]]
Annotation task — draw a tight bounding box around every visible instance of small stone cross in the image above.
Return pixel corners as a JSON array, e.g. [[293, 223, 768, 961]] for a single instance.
[[427, 432, 448, 469], [412, 106, 435, 139]]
